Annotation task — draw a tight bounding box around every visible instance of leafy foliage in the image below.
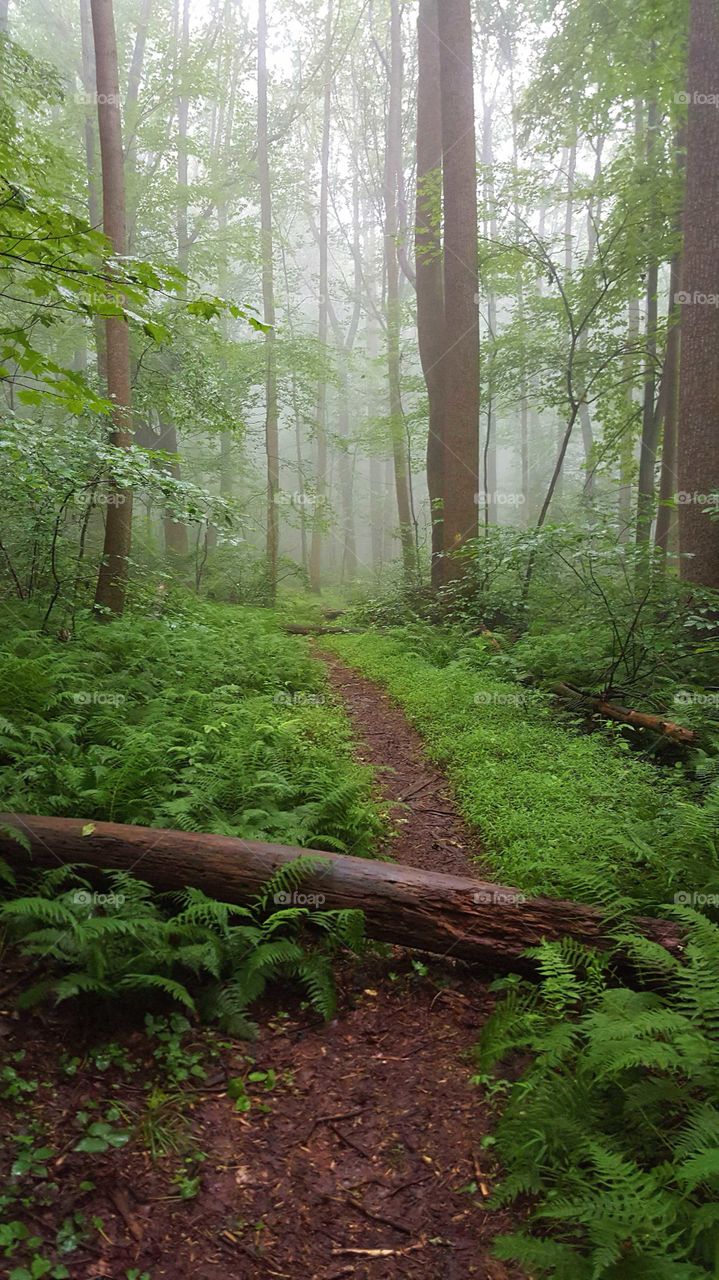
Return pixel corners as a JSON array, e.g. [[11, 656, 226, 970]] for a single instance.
[[0, 858, 365, 1037], [478, 910, 719, 1278], [0, 599, 383, 855]]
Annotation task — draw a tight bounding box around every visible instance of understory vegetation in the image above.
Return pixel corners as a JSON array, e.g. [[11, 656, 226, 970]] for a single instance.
[[327, 624, 717, 905], [3, 0, 719, 1273], [0, 599, 382, 850]]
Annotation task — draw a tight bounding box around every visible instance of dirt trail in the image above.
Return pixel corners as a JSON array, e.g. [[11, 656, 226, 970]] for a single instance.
[[0, 653, 525, 1280], [317, 648, 487, 877]]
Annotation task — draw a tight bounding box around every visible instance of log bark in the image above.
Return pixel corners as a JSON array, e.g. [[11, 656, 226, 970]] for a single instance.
[[551, 683, 698, 744], [0, 815, 683, 977]]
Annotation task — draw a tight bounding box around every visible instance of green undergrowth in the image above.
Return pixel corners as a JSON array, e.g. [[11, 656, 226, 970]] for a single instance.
[[477, 910, 719, 1279], [324, 628, 715, 905], [0, 599, 383, 855], [0, 856, 365, 1037]]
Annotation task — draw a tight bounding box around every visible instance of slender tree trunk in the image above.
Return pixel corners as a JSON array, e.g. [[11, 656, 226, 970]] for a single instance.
[[655, 258, 681, 561], [481, 67, 497, 526], [0, 1, 8, 33], [636, 99, 660, 550], [508, 56, 529, 519], [436, 0, 479, 580], [79, 0, 106, 382], [677, 0, 719, 588], [91, 0, 133, 618], [416, 0, 445, 584], [258, 0, 279, 597], [554, 136, 577, 505], [619, 297, 640, 537], [308, 0, 333, 593], [124, 0, 153, 247], [579, 138, 604, 500], [384, 0, 416, 581]]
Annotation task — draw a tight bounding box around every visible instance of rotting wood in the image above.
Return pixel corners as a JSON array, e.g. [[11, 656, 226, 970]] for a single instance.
[[0, 814, 683, 979]]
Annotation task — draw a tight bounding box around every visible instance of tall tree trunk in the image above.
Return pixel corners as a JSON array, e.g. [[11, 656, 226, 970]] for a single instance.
[[508, 54, 529, 519], [436, 0, 479, 580], [579, 138, 604, 501], [258, 0, 279, 597], [79, 0, 106, 383], [655, 257, 681, 561], [619, 297, 640, 538], [0, 1, 8, 33], [416, 0, 445, 585], [91, 0, 133, 618], [555, 136, 577, 505], [308, 0, 333, 594], [635, 98, 660, 550], [480, 64, 498, 527], [160, 0, 190, 561], [384, 0, 416, 582], [124, 0, 153, 247], [677, 0, 719, 588]]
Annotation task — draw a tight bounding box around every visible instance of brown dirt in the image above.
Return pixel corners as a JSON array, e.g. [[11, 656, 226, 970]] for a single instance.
[[317, 648, 488, 878], [0, 653, 527, 1280]]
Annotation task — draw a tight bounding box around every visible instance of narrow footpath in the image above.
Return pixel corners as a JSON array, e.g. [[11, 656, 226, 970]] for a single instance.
[[0, 652, 526, 1280]]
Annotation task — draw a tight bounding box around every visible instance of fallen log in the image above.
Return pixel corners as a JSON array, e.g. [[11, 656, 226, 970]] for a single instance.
[[0, 815, 683, 977], [550, 682, 698, 745]]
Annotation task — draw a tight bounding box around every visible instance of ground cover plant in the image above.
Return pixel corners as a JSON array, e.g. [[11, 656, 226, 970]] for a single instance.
[[3, 0, 719, 1275]]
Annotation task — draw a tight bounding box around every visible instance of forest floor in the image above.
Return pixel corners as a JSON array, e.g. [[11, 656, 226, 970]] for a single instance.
[[0, 648, 527, 1280]]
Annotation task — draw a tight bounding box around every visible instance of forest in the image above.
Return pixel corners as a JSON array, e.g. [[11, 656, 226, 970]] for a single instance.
[[0, 0, 718, 1275]]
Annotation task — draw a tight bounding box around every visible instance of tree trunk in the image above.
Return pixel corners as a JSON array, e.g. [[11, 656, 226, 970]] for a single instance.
[[91, 0, 133, 618], [678, 7, 719, 588], [636, 99, 660, 551], [0, 815, 684, 977], [308, 0, 334, 594], [124, 0, 153, 247], [655, 257, 682, 560], [619, 296, 640, 538], [161, 0, 190, 561], [79, 0, 107, 383], [481, 71, 498, 527], [416, 0, 445, 584], [436, 0, 479, 581], [257, 0, 280, 597], [385, 0, 416, 582]]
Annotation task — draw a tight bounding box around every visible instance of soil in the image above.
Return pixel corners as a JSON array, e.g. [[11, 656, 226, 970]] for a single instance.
[[0, 653, 527, 1280], [317, 648, 488, 878]]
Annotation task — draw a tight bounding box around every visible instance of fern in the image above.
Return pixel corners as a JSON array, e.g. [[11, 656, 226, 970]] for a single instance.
[[0, 857, 366, 1036], [480, 911, 719, 1277]]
